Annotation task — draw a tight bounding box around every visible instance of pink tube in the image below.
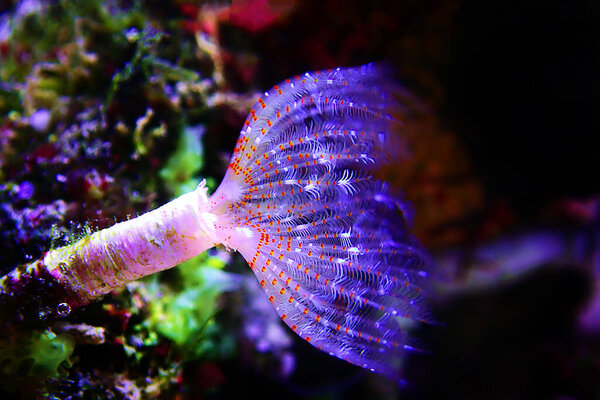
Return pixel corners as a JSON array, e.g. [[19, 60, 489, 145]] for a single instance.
[[43, 183, 218, 303]]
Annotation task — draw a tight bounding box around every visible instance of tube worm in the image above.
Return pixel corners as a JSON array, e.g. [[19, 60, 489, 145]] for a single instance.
[[0, 63, 432, 381]]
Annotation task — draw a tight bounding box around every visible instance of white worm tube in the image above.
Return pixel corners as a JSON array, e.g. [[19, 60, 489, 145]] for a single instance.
[[43, 182, 219, 303]]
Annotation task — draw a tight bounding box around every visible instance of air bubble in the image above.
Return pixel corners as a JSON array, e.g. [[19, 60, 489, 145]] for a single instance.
[[56, 302, 71, 317]]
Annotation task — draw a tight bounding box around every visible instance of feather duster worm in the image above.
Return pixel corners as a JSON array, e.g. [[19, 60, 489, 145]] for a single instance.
[[0, 64, 432, 382]]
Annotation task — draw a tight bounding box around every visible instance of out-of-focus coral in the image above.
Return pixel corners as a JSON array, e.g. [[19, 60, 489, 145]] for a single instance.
[[238, 275, 296, 378], [378, 91, 488, 250], [227, 0, 298, 33]]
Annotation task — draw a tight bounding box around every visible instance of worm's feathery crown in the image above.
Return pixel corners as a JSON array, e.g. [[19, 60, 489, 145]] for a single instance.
[[210, 64, 432, 381]]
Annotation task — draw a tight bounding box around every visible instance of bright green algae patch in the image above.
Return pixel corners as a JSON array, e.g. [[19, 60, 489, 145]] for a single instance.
[[0, 329, 74, 387], [142, 253, 237, 360], [159, 125, 205, 197]]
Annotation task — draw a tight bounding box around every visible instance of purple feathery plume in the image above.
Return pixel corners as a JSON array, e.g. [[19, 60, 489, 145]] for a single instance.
[[209, 63, 433, 381]]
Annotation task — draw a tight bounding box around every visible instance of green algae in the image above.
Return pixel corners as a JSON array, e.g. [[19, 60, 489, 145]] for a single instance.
[[159, 125, 204, 197], [143, 253, 237, 360], [0, 329, 74, 388]]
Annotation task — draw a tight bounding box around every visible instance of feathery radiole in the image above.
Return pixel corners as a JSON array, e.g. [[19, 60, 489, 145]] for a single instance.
[[0, 63, 432, 381]]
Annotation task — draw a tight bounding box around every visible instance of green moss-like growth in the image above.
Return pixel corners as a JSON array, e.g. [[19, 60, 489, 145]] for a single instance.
[[143, 252, 237, 361], [0, 329, 74, 389], [159, 125, 205, 197]]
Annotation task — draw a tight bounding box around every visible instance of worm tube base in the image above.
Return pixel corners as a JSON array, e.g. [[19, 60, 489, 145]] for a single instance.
[[0, 183, 218, 329]]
